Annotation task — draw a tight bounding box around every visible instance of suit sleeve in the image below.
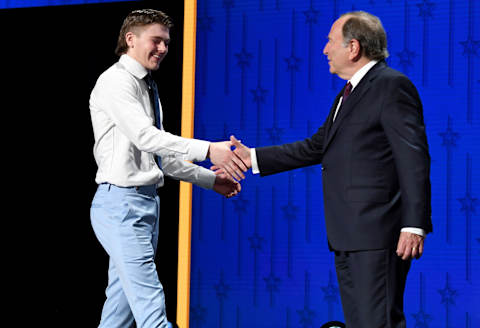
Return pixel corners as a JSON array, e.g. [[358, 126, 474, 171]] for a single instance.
[[380, 76, 432, 233], [256, 126, 325, 176]]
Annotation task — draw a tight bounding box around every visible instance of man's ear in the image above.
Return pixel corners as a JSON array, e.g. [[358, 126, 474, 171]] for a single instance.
[[125, 31, 135, 48], [349, 39, 362, 61]]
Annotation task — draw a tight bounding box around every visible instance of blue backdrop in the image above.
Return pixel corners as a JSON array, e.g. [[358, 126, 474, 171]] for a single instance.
[[190, 0, 480, 327]]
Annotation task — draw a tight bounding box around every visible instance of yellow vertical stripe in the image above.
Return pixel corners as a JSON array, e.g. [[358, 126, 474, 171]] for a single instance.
[[177, 0, 196, 327]]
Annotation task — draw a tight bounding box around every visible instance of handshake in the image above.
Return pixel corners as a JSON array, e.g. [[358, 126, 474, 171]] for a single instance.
[[207, 135, 251, 198]]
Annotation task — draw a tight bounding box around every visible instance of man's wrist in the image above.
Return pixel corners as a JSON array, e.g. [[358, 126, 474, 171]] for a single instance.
[[401, 227, 425, 237]]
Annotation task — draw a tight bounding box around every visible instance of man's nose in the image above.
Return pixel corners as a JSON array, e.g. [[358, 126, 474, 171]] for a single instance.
[[323, 43, 328, 55], [158, 42, 167, 53]]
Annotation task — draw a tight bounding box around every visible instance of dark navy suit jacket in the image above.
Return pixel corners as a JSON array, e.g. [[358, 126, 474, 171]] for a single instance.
[[256, 61, 432, 251]]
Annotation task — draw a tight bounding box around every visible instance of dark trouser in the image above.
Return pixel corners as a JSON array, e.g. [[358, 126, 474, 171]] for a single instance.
[[334, 248, 411, 328]]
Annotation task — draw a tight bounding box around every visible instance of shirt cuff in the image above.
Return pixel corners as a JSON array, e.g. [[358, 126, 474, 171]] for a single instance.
[[187, 139, 211, 162], [195, 167, 217, 190], [251, 148, 260, 174], [401, 227, 425, 237]]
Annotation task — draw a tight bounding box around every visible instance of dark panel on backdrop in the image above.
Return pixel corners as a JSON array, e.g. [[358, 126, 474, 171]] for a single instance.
[[2, 1, 183, 325]]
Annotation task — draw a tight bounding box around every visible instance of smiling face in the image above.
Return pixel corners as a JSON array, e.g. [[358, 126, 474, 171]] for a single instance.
[[126, 23, 170, 71]]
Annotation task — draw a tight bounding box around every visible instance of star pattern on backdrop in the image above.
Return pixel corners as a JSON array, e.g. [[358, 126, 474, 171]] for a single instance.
[[282, 202, 299, 221], [222, 0, 234, 9], [264, 272, 281, 292], [285, 54, 301, 71], [411, 309, 433, 328], [235, 48, 253, 68], [439, 123, 459, 147], [458, 193, 478, 215], [250, 85, 268, 104], [197, 15, 213, 32], [303, 7, 319, 24], [248, 232, 264, 250], [190, 304, 207, 324], [321, 274, 339, 304], [438, 282, 458, 306], [214, 276, 230, 300], [266, 126, 284, 144], [396, 48, 416, 71], [416, 0, 435, 18], [297, 306, 315, 328], [233, 194, 249, 214], [460, 38, 480, 56]]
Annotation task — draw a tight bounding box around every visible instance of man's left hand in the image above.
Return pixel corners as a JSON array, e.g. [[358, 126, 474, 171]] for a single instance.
[[212, 169, 241, 198], [396, 231, 424, 260]]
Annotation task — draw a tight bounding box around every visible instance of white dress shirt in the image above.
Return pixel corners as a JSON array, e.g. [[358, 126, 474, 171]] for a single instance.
[[332, 60, 378, 121], [251, 60, 424, 237], [90, 54, 215, 189]]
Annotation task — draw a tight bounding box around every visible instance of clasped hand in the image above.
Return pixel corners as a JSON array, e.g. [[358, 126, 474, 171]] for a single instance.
[[208, 136, 252, 198]]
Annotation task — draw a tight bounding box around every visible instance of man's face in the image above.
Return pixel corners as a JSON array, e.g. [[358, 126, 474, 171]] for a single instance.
[[126, 23, 170, 71], [323, 17, 351, 78]]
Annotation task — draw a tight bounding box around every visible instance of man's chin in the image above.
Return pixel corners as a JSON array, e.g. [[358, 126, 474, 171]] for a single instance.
[[150, 63, 161, 71]]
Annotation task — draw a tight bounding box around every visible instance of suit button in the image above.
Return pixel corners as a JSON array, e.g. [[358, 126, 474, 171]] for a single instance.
[[321, 166, 326, 171]]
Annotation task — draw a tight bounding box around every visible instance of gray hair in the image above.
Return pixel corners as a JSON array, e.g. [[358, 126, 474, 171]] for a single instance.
[[340, 11, 389, 60]]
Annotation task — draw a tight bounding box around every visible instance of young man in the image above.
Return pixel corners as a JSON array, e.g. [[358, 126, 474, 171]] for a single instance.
[[89, 9, 244, 328]]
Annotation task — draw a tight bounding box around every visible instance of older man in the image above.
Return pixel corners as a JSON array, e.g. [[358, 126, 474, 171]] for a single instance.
[[230, 11, 432, 327]]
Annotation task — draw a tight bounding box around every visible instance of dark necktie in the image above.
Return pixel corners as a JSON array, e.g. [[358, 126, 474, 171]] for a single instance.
[[333, 81, 352, 122], [144, 74, 162, 130], [343, 81, 352, 102], [143, 73, 163, 169]]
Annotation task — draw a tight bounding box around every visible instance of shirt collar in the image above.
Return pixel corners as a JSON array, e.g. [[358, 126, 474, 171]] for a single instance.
[[348, 60, 378, 90], [119, 54, 150, 79]]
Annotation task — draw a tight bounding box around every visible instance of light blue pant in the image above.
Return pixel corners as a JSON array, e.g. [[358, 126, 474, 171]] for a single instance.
[[90, 183, 169, 328]]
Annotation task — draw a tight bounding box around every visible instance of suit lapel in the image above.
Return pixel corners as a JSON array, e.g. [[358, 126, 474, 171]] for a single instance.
[[325, 90, 344, 140], [323, 61, 386, 150]]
